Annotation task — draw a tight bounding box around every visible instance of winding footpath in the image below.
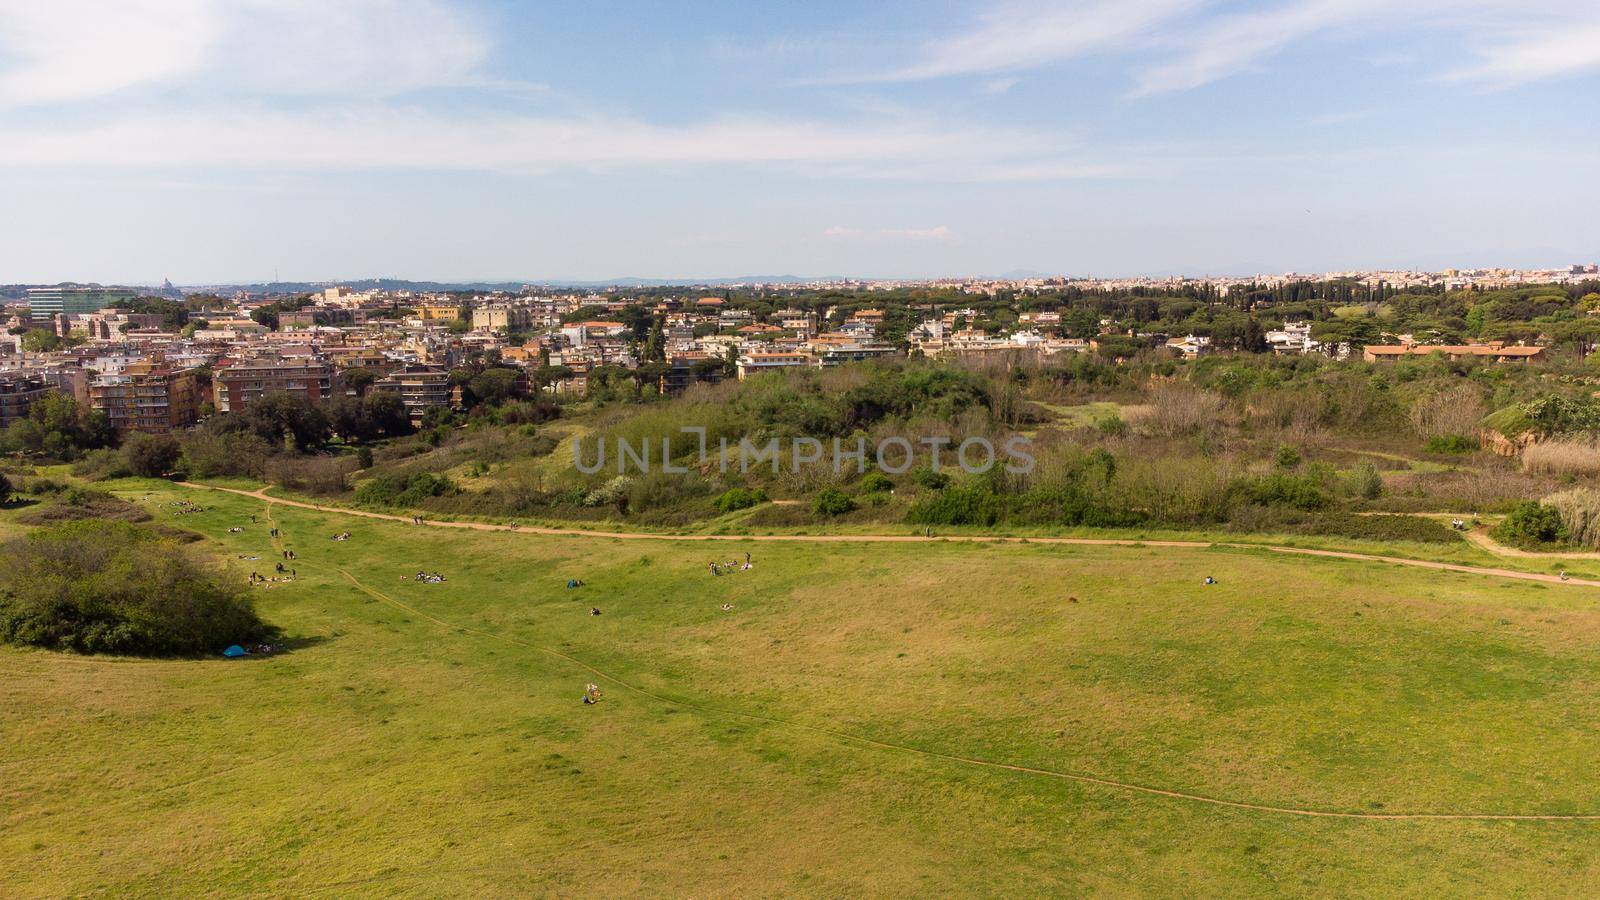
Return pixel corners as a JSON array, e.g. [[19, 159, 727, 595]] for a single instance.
[[178, 482, 1600, 589]]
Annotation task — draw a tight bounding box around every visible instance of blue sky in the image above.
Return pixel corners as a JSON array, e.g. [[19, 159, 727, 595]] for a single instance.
[[1, 0, 1597, 283]]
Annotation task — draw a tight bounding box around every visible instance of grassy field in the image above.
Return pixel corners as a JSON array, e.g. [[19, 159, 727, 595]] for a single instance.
[[7, 485, 1600, 895]]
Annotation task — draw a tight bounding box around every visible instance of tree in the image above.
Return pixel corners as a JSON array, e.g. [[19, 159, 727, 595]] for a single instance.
[[533, 364, 572, 394], [468, 368, 523, 407], [363, 391, 411, 437], [341, 368, 378, 396], [121, 432, 182, 478], [1551, 319, 1600, 361], [1493, 502, 1567, 548], [812, 489, 856, 516], [234, 392, 331, 451], [326, 396, 373, 443], [644, 317, 666, 362], [0, 471, 10, 505], [21, 329, 61, 352]]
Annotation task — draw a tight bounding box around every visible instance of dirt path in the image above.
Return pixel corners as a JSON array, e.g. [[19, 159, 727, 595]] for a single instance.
[[175, 482, 1600, 589], [1462, 528, 1600, 561]]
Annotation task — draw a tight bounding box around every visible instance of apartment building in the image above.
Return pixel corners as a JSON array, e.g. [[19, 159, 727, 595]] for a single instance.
[[375, 364, 452, 422], [0, 374, 53, 426], [89, 361, 202, 434], [473, 305, 532, 332], [737, 351, 810, 379], [212, 357, 334, 413]]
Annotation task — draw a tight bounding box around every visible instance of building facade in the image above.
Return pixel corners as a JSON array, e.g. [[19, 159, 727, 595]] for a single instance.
[[89, 362, 202, 434], [213, 358, 334, 413], [375, 364, 452, 422], [26, 287, 138, 319], [0, 374, 54, 426]]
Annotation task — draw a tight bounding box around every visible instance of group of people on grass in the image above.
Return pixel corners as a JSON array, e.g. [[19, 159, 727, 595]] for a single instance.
[[414, 571, 447, 584], [708, 552, 753, 576]]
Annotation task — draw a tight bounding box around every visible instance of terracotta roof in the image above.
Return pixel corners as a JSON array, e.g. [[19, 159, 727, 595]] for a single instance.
[[1365, 344, 1543, 357]]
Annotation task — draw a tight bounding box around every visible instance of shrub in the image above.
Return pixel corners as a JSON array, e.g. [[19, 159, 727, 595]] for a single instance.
[[1410, 384, 1488, 440], [15, 488, 152, 525], [714, 487, 768, 514], [1493, 501, 1567, 548], [1095, 414, 1128, 436], [122, 432, 183, 478], [0, 471, 9, 504], [1425, 434, 1479, 454], [910, 465, 951, 491], [860, 472, 894, 494], [1274, 444, 1301, 470], [1521, 437, 1600, 477], [582, 475, 631, 510], [69, 447, 133, 481], [1303, 513, 1459, 544], [1349, 461, 1383, 500], [812, 488, 856, 517], [0, 521, 272, 655], [264, 456, 356, 495], [1243, 472, 1331, 511], [1131, 383, 1226, 437], [1485, 396, 1600, 439], [907, 485, 1001, 526], [1543, 489, 1600, 551], [354, 471, 456, 507]]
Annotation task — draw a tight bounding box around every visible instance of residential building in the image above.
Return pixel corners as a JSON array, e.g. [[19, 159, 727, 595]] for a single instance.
[[89, 360, 202, 434], [737, 351, 810, 379], [473, 305, 532, 332], [419, 303, 465, 322], [213, 357, 334, 413], [1266, 322, 1321, 355], [812, 342, 899, 367], [1362, 343, 1546, 363], [0, 374, 53, 426], [375, 364, 452, 422]]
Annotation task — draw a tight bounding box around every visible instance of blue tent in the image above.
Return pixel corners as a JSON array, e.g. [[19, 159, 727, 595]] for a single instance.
[[223, 645, 247, 658]]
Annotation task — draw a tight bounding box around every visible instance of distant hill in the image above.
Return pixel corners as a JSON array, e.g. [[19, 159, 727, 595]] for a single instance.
[[154, 275, 832, 294]]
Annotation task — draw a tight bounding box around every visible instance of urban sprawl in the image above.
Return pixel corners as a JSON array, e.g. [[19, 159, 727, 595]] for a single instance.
[[3, 264, 1597, 436]]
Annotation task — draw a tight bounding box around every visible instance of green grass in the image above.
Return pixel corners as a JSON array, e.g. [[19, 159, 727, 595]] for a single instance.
[[8, 486, 1600, 894], [1036, 400, 1126, 429]]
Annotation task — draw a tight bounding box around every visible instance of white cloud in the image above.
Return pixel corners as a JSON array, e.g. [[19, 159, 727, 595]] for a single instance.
[[0, 0, 492, 109], [0, 106, 1125, 182], [830, 0, 1203, 83], [1131, 0, 1392, 96], [830, 0, 1600, 96], [0, 0, 220, 107], [1442, 22, 1600, 86]]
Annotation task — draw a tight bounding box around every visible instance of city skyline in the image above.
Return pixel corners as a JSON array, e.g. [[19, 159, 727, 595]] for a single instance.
[[2, 0, 1597, 283]]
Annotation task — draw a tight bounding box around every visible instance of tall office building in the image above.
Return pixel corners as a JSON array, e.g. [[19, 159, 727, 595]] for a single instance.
[[25, 287, 138, 318]]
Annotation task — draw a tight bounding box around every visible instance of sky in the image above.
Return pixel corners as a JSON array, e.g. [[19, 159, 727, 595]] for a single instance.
[[0, 0, 1597, 284]]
